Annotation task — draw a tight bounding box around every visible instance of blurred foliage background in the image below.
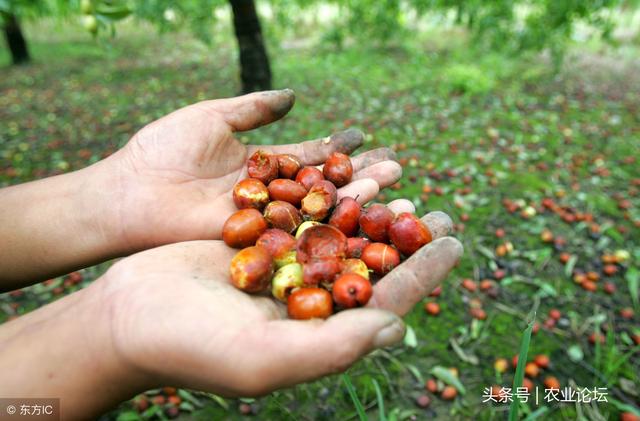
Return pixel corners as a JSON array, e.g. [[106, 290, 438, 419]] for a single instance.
[[1, 0, 639, 420]]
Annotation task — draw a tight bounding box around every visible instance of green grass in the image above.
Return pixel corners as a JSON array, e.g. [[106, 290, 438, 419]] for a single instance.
[[1, 18, 639, 421]]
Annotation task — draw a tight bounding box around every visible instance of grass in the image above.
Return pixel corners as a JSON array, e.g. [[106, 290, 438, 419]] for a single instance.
[[1, 17, 640, 421]]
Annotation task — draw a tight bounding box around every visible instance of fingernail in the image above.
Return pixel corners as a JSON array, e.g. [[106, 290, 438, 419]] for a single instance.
[[373, 318, 405, 348], [331, 128, 364, 153]]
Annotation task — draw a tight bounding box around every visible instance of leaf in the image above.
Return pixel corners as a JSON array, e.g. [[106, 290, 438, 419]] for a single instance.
[[342, 374, 367, 421], [372, 379, 386, 421], [476, 244, 495, 261], [450, 338, 479, 365], [607, 398, 640, 416], [567, 344, 584, 362], [564, 255, 577, 278], [116, 411, 142, 421], [625, 267, 639, 310], [430, 366, 466, 394], [405, 364, 424, 384], [523, 406, 550, 421], [403, 325, 417, 348], [509, 310, 536, 421]]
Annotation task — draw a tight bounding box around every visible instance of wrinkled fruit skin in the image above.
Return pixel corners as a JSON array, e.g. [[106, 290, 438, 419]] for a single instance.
[[361, 242, 400, 275], [359, 204, 394, 242], [256, 228, 296, 267], [277, 154, 302, 179], [222, 209, 268, 248], [323, 152, 353, 187], [264, 200, 302, 233], [341, 258, 370, 280], [233, 178, 270, 210], [268, 179, 308, 207], [329, 197, 361, 237], [303, 258, 342, 285], [388, 212, 432, 256], [247, 150, 278, 184], [272, 263, 304, 301], [295, 166, 325, 191], [346, 237, 371, 258], [229, 246, 274, 293], [332, 273, 372, 308], [296, 224, 348, 263], [287, 287, 333, 320], [301, 180, 338, 221]]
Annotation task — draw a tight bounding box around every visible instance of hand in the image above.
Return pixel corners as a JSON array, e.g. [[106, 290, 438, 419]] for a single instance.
[[96, 206, 461, 397], [102, 89, 402, 252]]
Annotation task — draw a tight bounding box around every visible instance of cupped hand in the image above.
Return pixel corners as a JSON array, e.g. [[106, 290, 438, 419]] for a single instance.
[[101, 89, 401, 252], [93, 205, 462, 396]]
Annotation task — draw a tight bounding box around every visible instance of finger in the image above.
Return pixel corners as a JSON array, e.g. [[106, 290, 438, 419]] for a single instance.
[[350, 147, 397, 172], [197, 89, 295, 132], [422, 211, 453, 239], [337, 178, 379, 205], [386, 199, 415, 214], [352, 160, 402, 188], [368, 237, 463, 315], [262, 128, 364, 165], [240, 309, 405, 394]]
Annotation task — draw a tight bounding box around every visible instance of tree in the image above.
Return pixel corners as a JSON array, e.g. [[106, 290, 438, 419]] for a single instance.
[[1, 11, 30, 64]]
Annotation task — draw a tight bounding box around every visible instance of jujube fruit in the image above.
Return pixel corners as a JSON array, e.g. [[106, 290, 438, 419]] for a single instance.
[[233, 178, 269, 210], [271, 263, 304, 301], [264, 200, 302, 233], [302, 258, 342, 285], [301, 180, 337, 221], [229, 246, 274, 293], [247, 150, 278, 184], [329, 197, 361, 237], [295, 166, 324, 191], [222, 209, 267, 248], [332, 273, 372, 308], [388, 212, 432, 256], [359, 204, 394, 242], [296, 224, 347, 263], [323, 152, 353, 187], [267, 179, 308, 207], [255, 228, 296, 268], [295, 220, 322, 239], [287, 288, 333, 320], [346, 237, 370, 258], [361, 242, 400, 275], [340, 258, 370, 280], [277, 154, 302, 179]]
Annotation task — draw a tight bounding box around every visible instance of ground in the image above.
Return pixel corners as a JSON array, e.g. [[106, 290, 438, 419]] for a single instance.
[[1, 19, 639, 421]]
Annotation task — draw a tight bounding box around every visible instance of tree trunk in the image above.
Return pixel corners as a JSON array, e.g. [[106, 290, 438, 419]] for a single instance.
[[229, 0, 271, 93], [2, 13, 30, 65]]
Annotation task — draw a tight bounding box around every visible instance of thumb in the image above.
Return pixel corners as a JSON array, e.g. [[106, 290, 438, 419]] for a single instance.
[[197, 89, 295, 132], [244, 308, 405, 394]]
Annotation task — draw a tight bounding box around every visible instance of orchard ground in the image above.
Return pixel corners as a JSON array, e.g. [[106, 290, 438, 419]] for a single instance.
[[1, 19, 639, 421]]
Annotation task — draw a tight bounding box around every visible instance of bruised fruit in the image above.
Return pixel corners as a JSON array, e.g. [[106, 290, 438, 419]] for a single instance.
[[296, 224, 348, 263], [233, 178, 269, 210], [256, 228, 296, 267], [332, 273, 372, 308], [222, 209, 268, 248], [264, 200, 302, 233], [301, 180, 338, 221], [287, 288, 333, 320], [361, 243, 400, 275], [346, 237, 371, 258], [276, 154, 302, 179], [388, 212, 432, 256], [359, 204, 394, 242], [323, 152, 353, 187], [295, 220, 322, 239], [267, 179, 308, 207], [295, 166, 324, 191], [247, 150, 278, 184], [272, 263, 304, 301], [341, 258, 370, 280], [329, 197, 361, 236], [302, 258, 342, 285], [229, 246, 274, 293]]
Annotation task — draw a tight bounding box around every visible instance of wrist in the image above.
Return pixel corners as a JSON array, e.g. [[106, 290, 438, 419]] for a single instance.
[[0, 283, 150, 419]]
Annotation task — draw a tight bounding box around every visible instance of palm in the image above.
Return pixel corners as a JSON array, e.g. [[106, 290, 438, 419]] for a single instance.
[[101, 207, 460, 397], [105, 91, 400, 252]]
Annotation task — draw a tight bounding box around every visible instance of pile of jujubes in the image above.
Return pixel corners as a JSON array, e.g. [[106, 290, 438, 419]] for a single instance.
[[224, 150, 433, 319]]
